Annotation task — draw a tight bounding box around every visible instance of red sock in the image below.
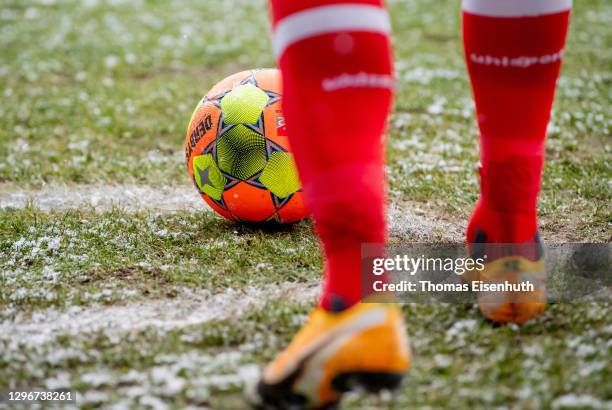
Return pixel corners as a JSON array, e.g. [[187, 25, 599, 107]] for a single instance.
[[462, 0, 571, 244], [270, 0, 393, 311]]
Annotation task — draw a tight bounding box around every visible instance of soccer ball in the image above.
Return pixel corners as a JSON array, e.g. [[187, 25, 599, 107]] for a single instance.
[[184, 69, 307, 223]]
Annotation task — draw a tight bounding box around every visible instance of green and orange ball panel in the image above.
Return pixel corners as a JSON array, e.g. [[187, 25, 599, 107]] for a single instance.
[[184, 69, 308, 223]]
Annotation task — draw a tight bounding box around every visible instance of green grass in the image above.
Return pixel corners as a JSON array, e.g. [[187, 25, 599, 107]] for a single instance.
[[0, 208, 319, 309], [1, 298, 610, 409], [0, 0, 611, 409]]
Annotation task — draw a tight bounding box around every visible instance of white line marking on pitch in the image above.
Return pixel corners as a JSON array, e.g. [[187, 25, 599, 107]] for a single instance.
[[0, 184, 464, 241], [0, 282, 320, 348], [0, 184, 204, 212]]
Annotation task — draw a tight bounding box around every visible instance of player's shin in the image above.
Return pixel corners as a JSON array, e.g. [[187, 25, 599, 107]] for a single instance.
[[271, 0, 395, 311], [462, 0, 572, 323], [462, 0, 571, 244]]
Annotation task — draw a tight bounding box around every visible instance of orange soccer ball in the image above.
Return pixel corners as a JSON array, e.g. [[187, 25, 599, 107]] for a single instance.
[[184, 69, 308, 223]]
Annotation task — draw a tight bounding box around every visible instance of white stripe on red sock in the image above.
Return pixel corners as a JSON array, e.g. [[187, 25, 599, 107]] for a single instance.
[[462, 0, 572, 17], [272, 4, 390, 59]]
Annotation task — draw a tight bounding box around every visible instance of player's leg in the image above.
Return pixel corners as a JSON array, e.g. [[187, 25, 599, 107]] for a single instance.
[[271, 0, 394, 312], [462, 0, 572, 322], [254, 1, 410, 408]]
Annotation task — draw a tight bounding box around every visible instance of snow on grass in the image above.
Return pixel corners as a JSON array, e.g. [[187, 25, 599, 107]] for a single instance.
[[0, 280, 315, 408], [551, 394, 610, 409], [0, 183, 464, 242], [388, 201, 463, 242], [0, 281, 316, 406], [0, 184, 203, 212], [0, 282, 318, 348], [0, 0, 609, 406]]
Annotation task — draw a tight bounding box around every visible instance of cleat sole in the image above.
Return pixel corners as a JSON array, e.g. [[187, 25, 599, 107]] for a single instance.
[[332, 371, 405, 394]]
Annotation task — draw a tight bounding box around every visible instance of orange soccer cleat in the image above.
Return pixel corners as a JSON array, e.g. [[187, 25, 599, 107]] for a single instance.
[[469, 233, 547, 324], [476, 255, 547, 324], [253, 302, 411, 409]]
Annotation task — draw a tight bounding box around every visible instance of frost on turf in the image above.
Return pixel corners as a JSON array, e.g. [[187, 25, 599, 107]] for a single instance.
[[0, 0, 610, 407], [0, 282, 318, 405], [0, 185, 202, 212]]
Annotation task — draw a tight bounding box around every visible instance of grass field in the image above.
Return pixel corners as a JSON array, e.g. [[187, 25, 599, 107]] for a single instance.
[[0, 0, 611, 409]]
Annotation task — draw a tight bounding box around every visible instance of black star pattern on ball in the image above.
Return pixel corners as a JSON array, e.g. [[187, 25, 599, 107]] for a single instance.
[[196, 164, 213, 188]]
